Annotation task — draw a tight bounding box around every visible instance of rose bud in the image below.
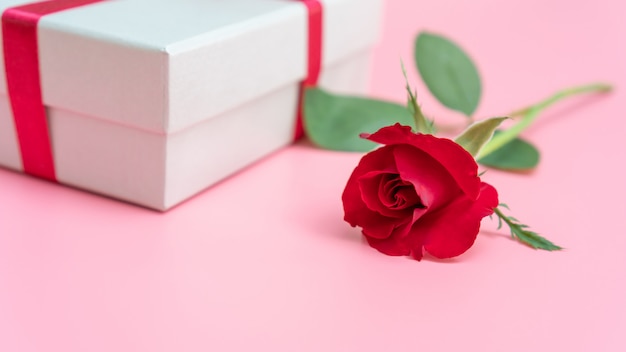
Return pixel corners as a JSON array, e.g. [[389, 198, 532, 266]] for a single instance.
[[342, 124, 499, 261]]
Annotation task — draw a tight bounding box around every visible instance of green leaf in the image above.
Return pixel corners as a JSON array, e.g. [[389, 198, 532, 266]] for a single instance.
[[454, 117, 507, 157], [414, 32, 482, 117], [478, 131, 540, 170], [303, 87, 414, 152]]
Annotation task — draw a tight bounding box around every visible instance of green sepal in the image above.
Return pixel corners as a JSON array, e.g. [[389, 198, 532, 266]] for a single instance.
[[414, 31, 482, 117], [303, 87, 414, 152], [402, 62, 432, 134], [454, 117, 507, 157], [493, 207, 562, 251], [510, 227, 563, 251]]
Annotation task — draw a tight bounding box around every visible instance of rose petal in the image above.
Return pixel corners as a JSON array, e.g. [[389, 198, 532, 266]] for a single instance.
[[364, 124, 481, 200], [393, 145, 461, 211], [411, 182, 499, 259], [343, 182, 397, 239], [342, 147, 400, 239], [357, 171, 422, 218], [364, 220, 413, 256], [386, 182, 421, 209], [357, 172, 412, 218]]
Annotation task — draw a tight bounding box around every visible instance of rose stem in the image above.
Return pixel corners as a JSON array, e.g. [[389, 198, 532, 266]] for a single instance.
[[478, 83, 613, 159]]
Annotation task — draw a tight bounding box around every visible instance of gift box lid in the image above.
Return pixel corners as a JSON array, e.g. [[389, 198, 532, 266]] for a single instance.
[[0, 0, 382, 134]]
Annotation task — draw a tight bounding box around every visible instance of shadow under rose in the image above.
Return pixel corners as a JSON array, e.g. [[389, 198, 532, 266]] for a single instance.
[[292, 204, 364, 244], [419, 243, 484, 263], [296, 203, 522, 263], [418, 229, 519, 263], [332, 224, 499, 264]]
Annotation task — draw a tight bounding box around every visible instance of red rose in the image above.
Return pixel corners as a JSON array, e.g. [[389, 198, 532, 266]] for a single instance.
[[342, 124, 499, 260]]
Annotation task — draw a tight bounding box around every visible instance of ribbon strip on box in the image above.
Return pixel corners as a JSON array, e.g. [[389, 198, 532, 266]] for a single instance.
[[294, 0, 323, 140], [2, 0, 323, 182], [2, 0, 105, 181]]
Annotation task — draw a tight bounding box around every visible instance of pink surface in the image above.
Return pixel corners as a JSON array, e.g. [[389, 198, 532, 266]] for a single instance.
[[1, 0, 625, 351]]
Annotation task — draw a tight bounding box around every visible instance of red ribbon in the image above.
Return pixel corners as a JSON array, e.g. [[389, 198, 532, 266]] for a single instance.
[[2, 0, 104, 181], [294, 0, 323, 140]]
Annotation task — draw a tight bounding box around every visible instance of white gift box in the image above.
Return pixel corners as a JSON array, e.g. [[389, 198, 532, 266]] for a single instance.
[[0, 0, 382, 210]]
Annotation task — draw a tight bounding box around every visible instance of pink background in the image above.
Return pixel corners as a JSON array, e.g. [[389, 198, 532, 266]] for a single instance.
[[2, 0, 626, 351]]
